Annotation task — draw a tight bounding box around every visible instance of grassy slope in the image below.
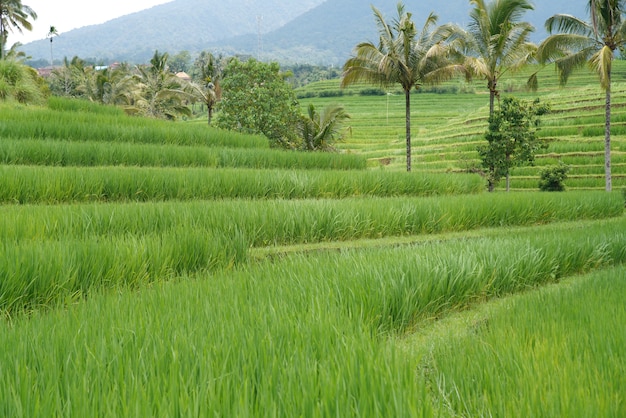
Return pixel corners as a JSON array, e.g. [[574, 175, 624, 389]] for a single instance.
[[296, 61, 626, 190], [0, 79, 624, 415]]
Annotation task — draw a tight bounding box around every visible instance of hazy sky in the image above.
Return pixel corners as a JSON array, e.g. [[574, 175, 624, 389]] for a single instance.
[[10, 0, 173, 45]]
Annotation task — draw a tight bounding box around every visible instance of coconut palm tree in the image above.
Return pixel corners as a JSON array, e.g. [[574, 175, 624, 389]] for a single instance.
[[536, 0, 625, 192], [186, 52, 222, 125], [341, 3, 464, 172], [47, 25, 58, 66], [126, 51, 192, 120], [453, 0, 536, 116], [0, 0, 37, 59], [299, 103, 350, 151]]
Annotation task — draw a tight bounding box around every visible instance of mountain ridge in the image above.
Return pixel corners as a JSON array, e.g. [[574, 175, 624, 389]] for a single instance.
[[22, 0, 585, 66]]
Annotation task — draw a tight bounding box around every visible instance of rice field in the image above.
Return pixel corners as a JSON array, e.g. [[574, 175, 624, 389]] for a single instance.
[[297, 61, 626, 190], [0, 69, 625, 416]]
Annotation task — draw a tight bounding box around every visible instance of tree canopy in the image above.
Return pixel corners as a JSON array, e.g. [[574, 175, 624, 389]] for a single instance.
[[215, 58, 300, 148]]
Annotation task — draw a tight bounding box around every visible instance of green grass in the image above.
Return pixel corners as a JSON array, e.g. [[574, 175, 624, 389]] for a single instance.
[[0, 60, 625, 416], [0, 218, 624, 416], [421, 265, 626, 417], [297, 62, 626, 190], [2, 191, 620, 314], [0, 99, 268, 149], [0, 165, 483, 204], [0, 138, 367, 170]]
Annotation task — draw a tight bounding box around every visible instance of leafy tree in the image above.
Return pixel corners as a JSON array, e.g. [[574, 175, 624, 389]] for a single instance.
[[298, 103, 350, 151], [341, 3, 464, 172], [170, 50, 191, 73], [215, 58, 300, 148], [478, 96, 549, 192], [536, 0, 626, 192], [0, 0, 36, 59], [453, 0, 536, 116]]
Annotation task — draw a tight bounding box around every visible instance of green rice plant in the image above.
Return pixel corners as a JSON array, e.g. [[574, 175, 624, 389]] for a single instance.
[[0, 216, 624, 416], [47, 96, 127, 115], [0, 192, 620, 246], [0, 192, 622, 314], [426, 265, 626, 417], [0, 139, 367, 170], [307, 217, 626, 334], [0, 228, 249, 313], [0, 165, 483, 204], [0, 104, 267, 149], [0, 265, 430, 417]]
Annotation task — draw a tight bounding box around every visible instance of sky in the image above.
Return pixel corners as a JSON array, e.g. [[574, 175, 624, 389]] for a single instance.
[[9, 0, 173, 45]]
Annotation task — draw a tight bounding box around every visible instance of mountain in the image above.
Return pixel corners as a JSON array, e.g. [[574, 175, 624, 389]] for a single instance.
[[224, 0, 587, 65], [22, 0, 324, 64], [22, 0, 586, 66]]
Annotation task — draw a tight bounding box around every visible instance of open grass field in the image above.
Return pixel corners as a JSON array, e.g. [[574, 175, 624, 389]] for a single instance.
[[0, 63, 625, 416]]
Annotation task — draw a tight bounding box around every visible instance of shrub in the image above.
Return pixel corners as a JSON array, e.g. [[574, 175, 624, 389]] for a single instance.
[[539, 163, 569, 191]]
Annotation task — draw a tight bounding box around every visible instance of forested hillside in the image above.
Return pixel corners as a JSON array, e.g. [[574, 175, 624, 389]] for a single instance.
[[22, 0, 584, 66]]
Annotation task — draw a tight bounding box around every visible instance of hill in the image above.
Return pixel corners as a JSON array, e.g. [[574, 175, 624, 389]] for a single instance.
[[22, 0, 585, 66], [22, 0, 324, 64]]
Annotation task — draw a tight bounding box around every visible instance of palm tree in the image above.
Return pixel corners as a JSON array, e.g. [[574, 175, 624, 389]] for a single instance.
[[186, 52, 222, 125], [341, 3, 464, 172], [453, 0, 536, 116], [0, 0, 37, 59], [536, 0, 625, 192], [47, 25, 58, 67], [299, 103, 350, 151], [126, 51, 192, 120]]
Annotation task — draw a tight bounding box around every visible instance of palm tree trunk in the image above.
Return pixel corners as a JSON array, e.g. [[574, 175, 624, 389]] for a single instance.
[[405, 88, 411, 172], [605, 75, 612, 192]]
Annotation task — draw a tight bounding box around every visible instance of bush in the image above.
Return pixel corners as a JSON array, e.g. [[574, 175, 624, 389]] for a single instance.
[[539, 163, 569, 191], [359, 88, 385, 96]]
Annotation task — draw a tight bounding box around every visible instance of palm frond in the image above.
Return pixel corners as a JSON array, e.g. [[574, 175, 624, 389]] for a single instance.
[[537, 33, 598, 63], [546, 14, 594, 37], [589, 45, 615, 90]]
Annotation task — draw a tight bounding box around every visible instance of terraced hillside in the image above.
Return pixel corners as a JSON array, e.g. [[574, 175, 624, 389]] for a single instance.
[[0, 89, 624, 415], [296, 61, 626, 190]]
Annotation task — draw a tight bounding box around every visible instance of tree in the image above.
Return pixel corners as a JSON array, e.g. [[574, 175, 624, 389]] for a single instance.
[[0, 0, 36, 59], [48, 56, 96, 98], [453, 0, 536, 116], [341, 3, 465, 172], [536, 0, 625, 192], [298, 103, 350, 151], [126, 50, 191, 120], [187, 51, 223, 125], [215, 58, 300, 148], [0, 56, 45, 104], [169, 50, 191, 73], [47, 25, 58, 67], [478, 96, 549, 192], [95, 63, 134, 106]]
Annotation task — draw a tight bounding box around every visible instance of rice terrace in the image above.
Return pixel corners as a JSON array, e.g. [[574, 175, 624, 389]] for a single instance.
[[1, 0, 626, 416]]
